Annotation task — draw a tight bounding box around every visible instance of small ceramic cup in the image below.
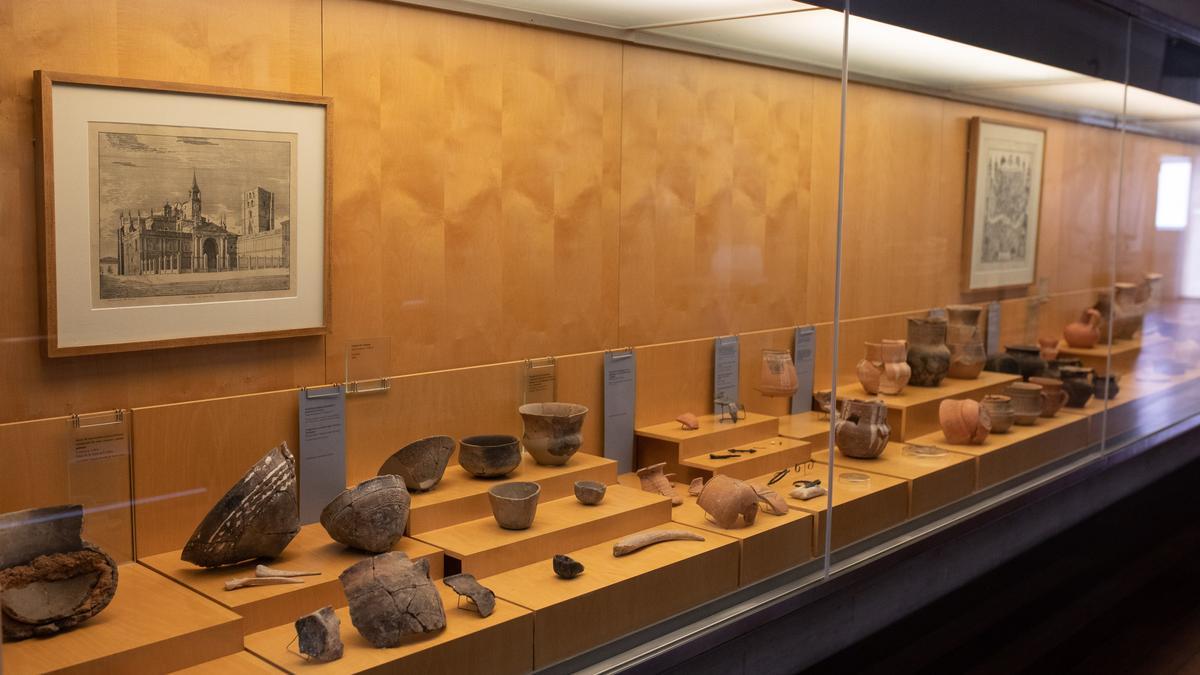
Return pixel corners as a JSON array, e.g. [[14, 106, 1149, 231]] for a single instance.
[[1005, 382, 1044, 425], [488, 481, 540, 530], [1029, 376, 1069, 417], [981, 394, 1015, 433]]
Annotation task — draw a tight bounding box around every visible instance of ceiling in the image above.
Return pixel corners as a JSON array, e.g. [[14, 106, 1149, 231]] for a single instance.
[[411, 0, 1200, 141]]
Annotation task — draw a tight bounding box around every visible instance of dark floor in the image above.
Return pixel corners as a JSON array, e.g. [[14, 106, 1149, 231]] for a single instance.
[[804, 455, 1200, 675]]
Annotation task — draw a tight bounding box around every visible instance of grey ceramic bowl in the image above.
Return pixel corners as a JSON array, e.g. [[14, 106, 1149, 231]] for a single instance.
[[573, 480, 606, 505], [488, 481, 540, 530], [458, 435, 522, 478]]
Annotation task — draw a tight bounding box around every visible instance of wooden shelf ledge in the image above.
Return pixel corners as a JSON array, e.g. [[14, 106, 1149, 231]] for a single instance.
[[679, 436, 812, 482], [174, 651, 281, 674], [768, 468, 909, 554], [836, 371, 1021, 441], [413, 484, 671, 578], [812, 442, 976, 518], [777, 410, 834, 450], [140, 523, 444, 635], [636, 412, 779, 479]]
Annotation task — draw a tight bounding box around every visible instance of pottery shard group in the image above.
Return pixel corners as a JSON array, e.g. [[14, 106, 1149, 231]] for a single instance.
[[320, 475, 410, 553], [636, 463, 683, 506], [339, 552, 445, 648], [182, 443, 300, 568], [0, 505, 118, 641], [295, 606, 343, 662]]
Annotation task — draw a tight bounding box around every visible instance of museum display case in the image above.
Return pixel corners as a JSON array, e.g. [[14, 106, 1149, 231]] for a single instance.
[[3, 1, 1200, 673]]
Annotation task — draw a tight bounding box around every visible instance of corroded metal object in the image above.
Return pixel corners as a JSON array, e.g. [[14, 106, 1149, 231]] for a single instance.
[[553, 554, 584, 579], [612, 529, 705, 557], [182, 443, 300, 568], [320, 475, 410, 553], [378, 436, 455, 492], [340, 552, 445, 648], [443, 573, 496, 617], [0, 505, 119, 641], [295, 606, 343, 662]]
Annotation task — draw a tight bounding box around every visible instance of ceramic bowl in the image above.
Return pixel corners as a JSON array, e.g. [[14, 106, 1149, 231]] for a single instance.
[[458, 435, 522, 478], [487, 481, 540, 530]]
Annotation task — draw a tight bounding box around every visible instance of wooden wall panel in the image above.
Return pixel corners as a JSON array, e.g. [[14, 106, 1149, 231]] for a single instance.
[[321, 0, 622, 379], [0, 0, 324, 424], [618, 46, 812, 345], [132, 390, 300, 556]]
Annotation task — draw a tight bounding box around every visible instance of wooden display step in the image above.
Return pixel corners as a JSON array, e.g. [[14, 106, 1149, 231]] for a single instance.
[[1057, 334, 1158, 373], [2, 563, 243, 674], [245, 584, 533, 674], [812, 442, 976, 518], [636, 412, 779, 479], [909, 411, 1089, 489], [140, 523, 444, 635], [668, 484, 815, 585], [679, 436, 813, 482], [1060, 368, 1200, 440], [770, 467, 909, 553], [777, 410, 834, 450], [481, 523, 738, 668], [413, 484, 671, 578], [406, 452, 617, 535], [175, 651, 281, 674], [836, 371, 1021, 441]]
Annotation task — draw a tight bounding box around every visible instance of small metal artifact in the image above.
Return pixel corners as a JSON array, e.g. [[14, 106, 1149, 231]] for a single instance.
[[182, 443, 300, 568], [715, 399, 746, 424], [378, 435, 455, 492], [708, 452, 737, 460], [0, 505, 119, 641], [731, 448, 758, 454], [340, 552, 445, 648], [320, 475, 410, 553], [552, 554, 585, 579], [613, 529, 705, 557], [225, 576, 304, 591], [443, 573, 496, 617], [256, 564, 320, 578], [295, 606, 343, 662]]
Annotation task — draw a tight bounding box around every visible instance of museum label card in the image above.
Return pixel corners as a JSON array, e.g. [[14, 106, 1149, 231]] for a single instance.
[[524, 357, 557, 404], [987, 301, 1002, 355], [603, 350, 637, 474], [792, 326, 817, 414], [713, 335, 740, 415], [298, 385, 347, 524]]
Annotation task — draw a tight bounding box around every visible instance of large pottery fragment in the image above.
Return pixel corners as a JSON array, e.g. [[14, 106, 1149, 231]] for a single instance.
[[339, 552, 446, 648], [295, 606, 344, 662], [0, 505, 118, 640], [182, 443, 300, 568], [378, 436, 455, 492], [320, 475, 410, 553]]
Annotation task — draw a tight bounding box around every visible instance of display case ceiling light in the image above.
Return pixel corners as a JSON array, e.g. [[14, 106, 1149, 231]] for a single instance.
[[420, 0, 1200, 139]]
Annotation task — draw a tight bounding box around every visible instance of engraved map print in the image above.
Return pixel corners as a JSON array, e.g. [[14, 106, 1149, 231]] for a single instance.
[[91, 121, 297, 308], [980, 148, 1034, 264]]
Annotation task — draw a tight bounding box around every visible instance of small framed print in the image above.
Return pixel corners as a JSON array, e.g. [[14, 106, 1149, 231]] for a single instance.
[[963, 117, 1046, 291], [34, 71, 331, 356]]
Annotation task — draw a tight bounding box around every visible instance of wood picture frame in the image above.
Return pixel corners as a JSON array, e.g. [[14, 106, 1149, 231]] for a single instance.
[[962, 117, 1046, 292], [34, 71, 332, 357]]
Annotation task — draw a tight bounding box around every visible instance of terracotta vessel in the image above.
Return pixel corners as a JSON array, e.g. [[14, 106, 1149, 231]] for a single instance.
[[878, 340, 912, 394], [1063, 308, 1102, 348], [1059, 366, 1094, 408], [856, 342, 884, 395], [487, 482, 540, 530], [676, 413, 700, 430], [1005, 382, 1044, 425], [1038, 337, 1060, 362], [980, 394, 1015, 433], [1093, 373, 1121, 400], [938, 399, 991, 445], [457, 435, 521, 478], [946, 305, 986, 380], [1005, 345, 1047, 381], [1029, 377, 1069, 417], [378, 435, 454, 492], [1109, 282, 1148, 340], [835, 399, 891, 459], [636, 463, 682, 506], [696, 475, 760, 529], [756, 349, 798, 397], [518, 402, 588, 466], [573, 480, 606, 505], [907, 318, 951, 387]]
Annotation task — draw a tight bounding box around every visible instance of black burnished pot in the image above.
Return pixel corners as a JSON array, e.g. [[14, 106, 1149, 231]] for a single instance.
[[906, 318, 951, 387], [984, 352, 1020, 375], [1093, 374, 1121, 400], [1005, 345, 1047, 381], [1045, 357, 1084, 380], [1059, 366, 1093, 408]]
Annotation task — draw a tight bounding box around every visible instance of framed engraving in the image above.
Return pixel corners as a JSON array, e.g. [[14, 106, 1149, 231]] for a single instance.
[[34, 71, 331, 356], [963, 117, 1046, 291]]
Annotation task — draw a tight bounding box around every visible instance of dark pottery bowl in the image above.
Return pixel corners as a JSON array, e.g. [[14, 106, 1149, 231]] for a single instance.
[[458, 435, 521, 478]]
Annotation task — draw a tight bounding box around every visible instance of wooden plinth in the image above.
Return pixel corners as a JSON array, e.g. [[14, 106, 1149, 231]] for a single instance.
[[777, 411, 834, 450], [837, 371, 1020, 442], [413, 485, 671, 578], [679, 437, 812, 482], [406, 452, 617, 535], [668, 487, 814, 585], [1061, 369, 1200, 440], [812, 443, 976, 518], [245, 585, 533, 675], [140, 523, 444, 635], [636, 413, 779, 478], [777, 469, 908, 553], [174, 651, 281, 674], [1057, 335, 1151, 373], [481, 523, 738, 668], [2, 563, 243, 674], [909, 412, 1089, 489]]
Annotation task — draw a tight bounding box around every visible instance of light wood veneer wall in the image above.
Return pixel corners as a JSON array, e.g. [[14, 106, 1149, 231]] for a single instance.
[[1, 0, 1195, 555]]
